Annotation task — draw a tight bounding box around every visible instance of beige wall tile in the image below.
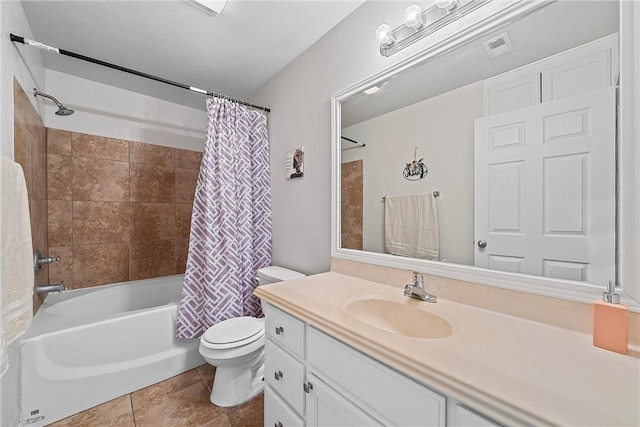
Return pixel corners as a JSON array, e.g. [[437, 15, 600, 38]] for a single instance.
[[31, 197, 49, 274], [175, 149, 202, 170], [130, 203, 176, 241], [48, 200, 73, 247], [73, 157, 130, 202], [14, 79, 48, 313], [47, 129, 72, 155], [47, 154, 72, 200], [73, 243, 129, 288], [14, 121, 33, 196], [175, 204, 193, 239], [130, 141, 174, 167], [341, 234, 363, 251], [48, 246, 74, 288], [130, 163, 175, 203], [73, 201, 130, 245], [72, 133, 129, 161], [130, 240, 176, 280], [32, 150, 47, 201], [175, 168, 198, 203]]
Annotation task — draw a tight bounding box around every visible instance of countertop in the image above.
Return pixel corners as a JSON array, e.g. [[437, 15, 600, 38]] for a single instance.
[[254, 272, 640, 426]]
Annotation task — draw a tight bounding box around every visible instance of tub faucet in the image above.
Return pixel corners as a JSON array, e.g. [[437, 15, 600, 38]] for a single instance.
[[404, 272, 437, 303], [36, 284, 67, 295]]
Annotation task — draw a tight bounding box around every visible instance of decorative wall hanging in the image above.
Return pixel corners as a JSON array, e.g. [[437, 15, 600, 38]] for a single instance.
[[286, 147, 304, 179], [403, 146, 428, 180]]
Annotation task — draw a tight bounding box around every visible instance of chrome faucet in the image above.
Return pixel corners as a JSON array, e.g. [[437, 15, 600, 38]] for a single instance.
[[404, 272, 437, 303], [36, 284, 67, 295]]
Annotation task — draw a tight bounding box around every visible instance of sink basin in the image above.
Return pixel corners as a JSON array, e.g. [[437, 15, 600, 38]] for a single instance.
[[344, 298, 453, 339]]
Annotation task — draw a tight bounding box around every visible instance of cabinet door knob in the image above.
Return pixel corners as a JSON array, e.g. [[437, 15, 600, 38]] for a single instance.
[[303, 381, 313, 393], [275, 422, 283, 427], [274, 371, 283, 381], [275, 326, 284, 335]]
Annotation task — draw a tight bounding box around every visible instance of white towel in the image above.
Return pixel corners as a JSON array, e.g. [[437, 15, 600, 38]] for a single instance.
[[384, 193, 439, 260], [1, 154, 34, 376]]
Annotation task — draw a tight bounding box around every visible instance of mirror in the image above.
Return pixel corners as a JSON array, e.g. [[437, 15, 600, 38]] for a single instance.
[[334, 1, 625, 295]]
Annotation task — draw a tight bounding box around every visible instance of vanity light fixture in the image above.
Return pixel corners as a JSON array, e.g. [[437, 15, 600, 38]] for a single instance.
[[376, 0, 490, 57]]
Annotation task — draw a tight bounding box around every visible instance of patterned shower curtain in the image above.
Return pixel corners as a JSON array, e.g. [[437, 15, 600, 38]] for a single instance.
[[176, 98, 271, 339]]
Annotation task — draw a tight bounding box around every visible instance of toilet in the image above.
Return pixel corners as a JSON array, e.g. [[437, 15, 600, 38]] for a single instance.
[[199, 266, 305, 407]]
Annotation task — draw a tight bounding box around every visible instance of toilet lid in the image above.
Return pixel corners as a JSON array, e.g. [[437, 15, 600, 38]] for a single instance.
[[201, 317, 265, 350]]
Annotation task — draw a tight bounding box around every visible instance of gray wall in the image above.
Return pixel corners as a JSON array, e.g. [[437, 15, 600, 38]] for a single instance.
[[249, 1, 445, 274]]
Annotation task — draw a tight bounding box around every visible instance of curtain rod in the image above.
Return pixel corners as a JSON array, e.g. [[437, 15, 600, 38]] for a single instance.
[[10, 33, 270, 113]]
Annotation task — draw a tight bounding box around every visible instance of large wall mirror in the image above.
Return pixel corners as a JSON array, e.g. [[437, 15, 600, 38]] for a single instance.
[[332, 0, 640, 306]]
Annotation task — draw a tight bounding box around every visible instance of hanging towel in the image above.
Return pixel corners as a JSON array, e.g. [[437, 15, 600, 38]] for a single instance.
[[384, 193, 439, 260], [0, 154, 34, 376]]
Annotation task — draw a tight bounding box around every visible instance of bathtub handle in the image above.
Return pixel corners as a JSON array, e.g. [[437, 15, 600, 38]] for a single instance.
[[275, 326, 284, 335], [274, 371, 283, 381]]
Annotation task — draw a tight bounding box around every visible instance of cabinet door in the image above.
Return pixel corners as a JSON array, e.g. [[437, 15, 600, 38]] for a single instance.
[[265, 386, 305, 427], [305, 375, 381, 427]]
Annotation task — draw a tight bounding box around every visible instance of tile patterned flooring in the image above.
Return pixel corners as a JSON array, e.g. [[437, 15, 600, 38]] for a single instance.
[[48, 365, 264, 427]]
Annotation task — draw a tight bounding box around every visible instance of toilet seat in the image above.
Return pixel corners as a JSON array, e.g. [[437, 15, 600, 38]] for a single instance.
[[201, 317, 265, 350]]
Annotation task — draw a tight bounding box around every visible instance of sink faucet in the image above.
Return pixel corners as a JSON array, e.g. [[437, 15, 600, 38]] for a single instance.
[[404, 272, 437, 303], [36, 283, 67, 295]]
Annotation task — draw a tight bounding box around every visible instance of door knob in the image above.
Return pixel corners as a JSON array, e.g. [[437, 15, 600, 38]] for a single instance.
[[477, 240, 487, 248]]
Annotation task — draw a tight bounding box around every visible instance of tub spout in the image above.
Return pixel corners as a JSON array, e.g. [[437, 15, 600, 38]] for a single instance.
[[36, 284, 67, 295]]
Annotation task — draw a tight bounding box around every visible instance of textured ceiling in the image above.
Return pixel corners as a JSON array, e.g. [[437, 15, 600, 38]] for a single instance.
[[20, 0, 366, 110]]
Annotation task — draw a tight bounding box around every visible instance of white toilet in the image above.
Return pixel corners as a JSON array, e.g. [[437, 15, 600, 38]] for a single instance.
[[199, 266, 305, 407]]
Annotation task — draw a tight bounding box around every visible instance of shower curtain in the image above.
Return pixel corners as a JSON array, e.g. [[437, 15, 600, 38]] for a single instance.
[[176, 98, 271, 339]]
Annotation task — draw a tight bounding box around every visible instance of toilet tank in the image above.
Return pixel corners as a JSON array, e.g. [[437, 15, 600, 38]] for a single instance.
[[257, 266, 305, 285]]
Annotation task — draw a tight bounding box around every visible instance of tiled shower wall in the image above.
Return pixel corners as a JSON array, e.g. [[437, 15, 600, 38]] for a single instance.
[[341, 160, 363, 250], [13, 79, 49, 312], [47, 129, 202, 289]]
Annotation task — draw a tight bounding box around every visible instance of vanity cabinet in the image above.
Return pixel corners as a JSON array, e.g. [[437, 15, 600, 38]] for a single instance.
[[483, 34, 617, 115], [264, 302, 499, 427]]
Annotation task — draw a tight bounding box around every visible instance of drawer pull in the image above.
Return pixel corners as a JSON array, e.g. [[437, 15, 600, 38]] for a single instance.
[[274, 370, 283, 381], [275, 326, 284, 335], [275, 423, 283, 427], [303, 381, 313, 393]]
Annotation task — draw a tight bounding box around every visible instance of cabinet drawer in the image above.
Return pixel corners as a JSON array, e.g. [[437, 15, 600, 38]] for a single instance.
[[307, 327, 446, 426], [264, 303, 305, 358], [266, 339, 305, 415], [265, 386, 305, 427]]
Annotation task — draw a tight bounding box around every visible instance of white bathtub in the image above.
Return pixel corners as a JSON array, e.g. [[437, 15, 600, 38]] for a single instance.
[[20, 275, 205, 426]]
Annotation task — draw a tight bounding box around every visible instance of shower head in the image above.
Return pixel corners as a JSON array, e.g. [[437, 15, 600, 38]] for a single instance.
[[33, 88, 74, 116]]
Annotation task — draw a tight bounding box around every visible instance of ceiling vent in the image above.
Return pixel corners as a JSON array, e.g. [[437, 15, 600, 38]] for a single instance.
[[482, 33, 514, 58]]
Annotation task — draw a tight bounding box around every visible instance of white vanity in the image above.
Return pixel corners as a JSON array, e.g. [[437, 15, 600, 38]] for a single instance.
[[255, 271, 639, 427]]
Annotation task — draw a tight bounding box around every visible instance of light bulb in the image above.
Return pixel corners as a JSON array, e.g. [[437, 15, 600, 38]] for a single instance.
[[435, 0, 455, 10], [375, 24, 395, 46], [403, 5, 424, 30]]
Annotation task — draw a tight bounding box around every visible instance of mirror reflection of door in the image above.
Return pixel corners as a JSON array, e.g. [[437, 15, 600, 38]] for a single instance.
[[341, 160, 363, 250], [474, 87, 616, 283]]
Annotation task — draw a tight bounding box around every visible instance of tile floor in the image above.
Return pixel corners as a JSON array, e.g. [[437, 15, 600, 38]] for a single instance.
[[48, 364, 264, 427]]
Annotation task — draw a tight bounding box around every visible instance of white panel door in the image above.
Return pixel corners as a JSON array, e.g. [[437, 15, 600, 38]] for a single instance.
[[474, 87, 616, 284]]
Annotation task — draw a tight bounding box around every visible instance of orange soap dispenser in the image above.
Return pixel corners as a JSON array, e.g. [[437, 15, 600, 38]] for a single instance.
[[593, 281, 629, 355]]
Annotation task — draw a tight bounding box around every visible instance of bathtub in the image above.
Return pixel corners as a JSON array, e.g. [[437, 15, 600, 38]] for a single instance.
[[20, 275, 205, 426]]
